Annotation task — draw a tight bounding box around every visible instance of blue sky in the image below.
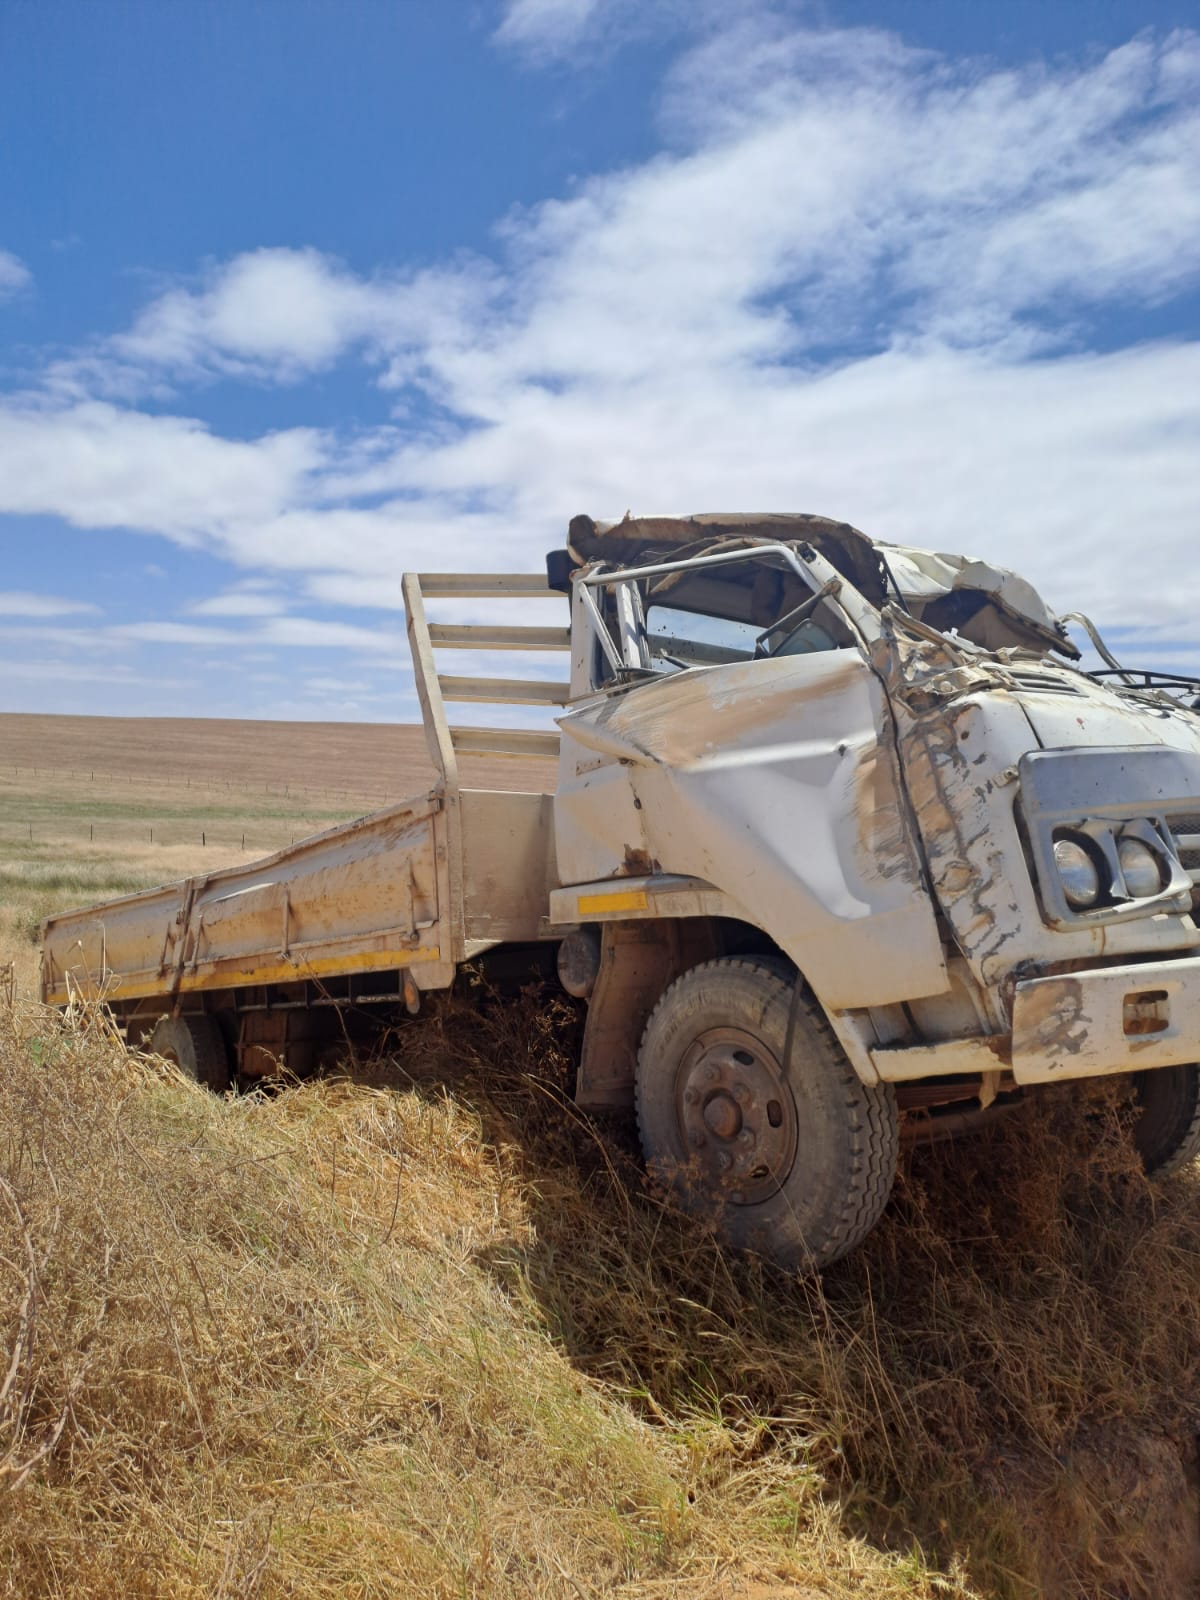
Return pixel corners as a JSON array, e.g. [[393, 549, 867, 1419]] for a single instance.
[[0, 0, 1198, 721]]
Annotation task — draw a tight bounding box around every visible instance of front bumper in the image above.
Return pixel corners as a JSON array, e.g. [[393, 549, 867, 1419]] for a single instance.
[[1012, 956, 1200, 1084]]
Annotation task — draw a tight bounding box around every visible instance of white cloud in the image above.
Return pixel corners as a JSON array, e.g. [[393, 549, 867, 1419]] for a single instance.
[[0, 400, 324, 542], [101, 611, 404, 659], [42, 28, 1200, 401], [111, 620, 242, 646], [0, 250, 31, 302], [55, 247, 494, 394], [493, 0, 701, 63], [0, 591, 99, 617], [256, 615, 406, 656], [189, 582, 289, 618], [495, 0, 611, 56], [1, 21, 1200, 719]]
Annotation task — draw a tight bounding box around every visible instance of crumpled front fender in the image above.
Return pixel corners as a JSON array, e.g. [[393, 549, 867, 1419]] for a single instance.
[[555, 651, 949, 1010]]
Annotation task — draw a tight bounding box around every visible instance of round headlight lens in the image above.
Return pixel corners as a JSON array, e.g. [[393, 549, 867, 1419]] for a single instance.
[[1118, 836, 1164, 898], [1054, 837, 1102, 908]]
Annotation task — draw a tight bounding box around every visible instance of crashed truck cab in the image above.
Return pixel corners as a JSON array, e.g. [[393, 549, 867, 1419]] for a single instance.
[[41, 509, 1200, 1272], [547, 514, 1200, 1265]]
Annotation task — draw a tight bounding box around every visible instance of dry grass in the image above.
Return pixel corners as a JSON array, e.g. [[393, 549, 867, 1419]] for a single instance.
[[1, 986, 1198, 1599]]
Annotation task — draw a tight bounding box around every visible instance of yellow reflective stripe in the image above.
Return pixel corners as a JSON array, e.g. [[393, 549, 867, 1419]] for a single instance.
[[44, 945, 444, 1006], [177, 945, 445, 991], [577, 888, 649, 914]]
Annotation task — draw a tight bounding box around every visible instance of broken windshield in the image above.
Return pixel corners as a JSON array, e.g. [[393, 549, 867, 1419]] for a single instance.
[[645, 597, 846, 673], [581, 542, 868, 683]]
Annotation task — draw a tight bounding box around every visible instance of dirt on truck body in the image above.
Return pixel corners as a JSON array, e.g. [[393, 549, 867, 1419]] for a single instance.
[[42, 512, 1200, 1268]]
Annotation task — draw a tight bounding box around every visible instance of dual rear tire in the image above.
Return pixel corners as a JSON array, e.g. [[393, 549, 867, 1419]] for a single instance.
[[148, 1014, 232, 1093]]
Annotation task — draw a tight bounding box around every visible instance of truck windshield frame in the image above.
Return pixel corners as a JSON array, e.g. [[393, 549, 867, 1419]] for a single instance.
[[577, 541, 881, 679]]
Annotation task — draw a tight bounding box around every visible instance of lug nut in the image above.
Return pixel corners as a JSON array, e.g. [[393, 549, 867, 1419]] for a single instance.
[[732, 1083, 750, 1105]]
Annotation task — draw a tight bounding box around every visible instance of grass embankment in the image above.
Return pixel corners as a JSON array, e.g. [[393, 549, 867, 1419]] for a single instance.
[[1, 991, 1199, 1598]]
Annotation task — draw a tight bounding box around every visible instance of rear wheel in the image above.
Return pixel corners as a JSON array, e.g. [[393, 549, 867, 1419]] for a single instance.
[[148, 1014, 232, 1093], [1131, 1063, 1200, 1176], [635, 957, 898, 1271]]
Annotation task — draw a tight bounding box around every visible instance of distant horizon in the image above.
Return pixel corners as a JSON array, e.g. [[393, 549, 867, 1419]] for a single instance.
[[0, 708, 417, 728]]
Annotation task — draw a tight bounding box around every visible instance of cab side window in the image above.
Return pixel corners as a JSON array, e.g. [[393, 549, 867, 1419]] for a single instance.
[[646, 605, 759, 670]]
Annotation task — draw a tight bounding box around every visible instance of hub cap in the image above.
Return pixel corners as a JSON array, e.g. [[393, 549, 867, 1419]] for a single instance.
[[675, 1027, 798, 1205]]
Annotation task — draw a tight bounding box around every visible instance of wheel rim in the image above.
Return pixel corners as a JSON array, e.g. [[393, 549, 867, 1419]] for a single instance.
[[674, 1026, 798, 1205]]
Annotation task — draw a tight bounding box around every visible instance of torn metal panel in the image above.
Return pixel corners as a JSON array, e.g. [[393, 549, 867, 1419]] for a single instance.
[[881, 545, 1072, 657], [871, 1035, 1010, 1081], [873, 612, 1200, 1007], [556, 647, 949, 1010]]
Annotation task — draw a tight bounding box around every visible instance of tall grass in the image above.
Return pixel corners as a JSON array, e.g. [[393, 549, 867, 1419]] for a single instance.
[[1, 987, 1198, 1597]]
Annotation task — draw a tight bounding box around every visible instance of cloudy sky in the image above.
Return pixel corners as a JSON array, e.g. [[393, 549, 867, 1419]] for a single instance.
[[1, 0, 1198, 721]]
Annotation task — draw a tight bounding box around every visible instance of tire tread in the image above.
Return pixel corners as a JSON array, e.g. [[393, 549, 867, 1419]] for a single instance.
[[636, 956, 898, 1269]]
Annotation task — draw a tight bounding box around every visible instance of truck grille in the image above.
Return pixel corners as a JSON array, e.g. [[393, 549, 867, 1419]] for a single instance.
[[1167, 814, 1200, 925], [1007, 670, 1084, 696], [1167, 813, 1200, 881]]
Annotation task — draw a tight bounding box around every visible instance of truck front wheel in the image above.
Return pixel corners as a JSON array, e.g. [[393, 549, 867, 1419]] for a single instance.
[[1131, 1063, 1200, 1177], [634, 957, 898, 1271], [148, 1014, 232, 1093]]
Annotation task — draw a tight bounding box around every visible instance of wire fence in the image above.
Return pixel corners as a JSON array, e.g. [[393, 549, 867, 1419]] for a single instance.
[[0, 763, 398, 807], [0, 819, 333, 852], [0, 761, 408, 859]]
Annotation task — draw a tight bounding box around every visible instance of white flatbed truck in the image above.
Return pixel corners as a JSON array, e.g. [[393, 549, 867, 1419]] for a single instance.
[[42, 514, 1200, 1267]]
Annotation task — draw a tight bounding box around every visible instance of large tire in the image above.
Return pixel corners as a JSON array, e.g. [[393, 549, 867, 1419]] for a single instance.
[[148, 1014, 232, 1093], [635, 957, 898, 1271], [1132, 1063, 1200, 1177]]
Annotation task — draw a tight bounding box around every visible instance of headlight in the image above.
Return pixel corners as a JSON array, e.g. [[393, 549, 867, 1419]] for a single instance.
[[1053, 836, 1103, 908], [1118, 836, 1165, 898]]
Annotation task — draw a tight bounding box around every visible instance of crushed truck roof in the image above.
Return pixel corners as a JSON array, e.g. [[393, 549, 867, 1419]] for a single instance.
[[566, 511, 1078, 659]]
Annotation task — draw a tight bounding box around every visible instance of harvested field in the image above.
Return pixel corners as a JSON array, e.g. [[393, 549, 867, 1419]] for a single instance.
[[0, 711, 553, 800]]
